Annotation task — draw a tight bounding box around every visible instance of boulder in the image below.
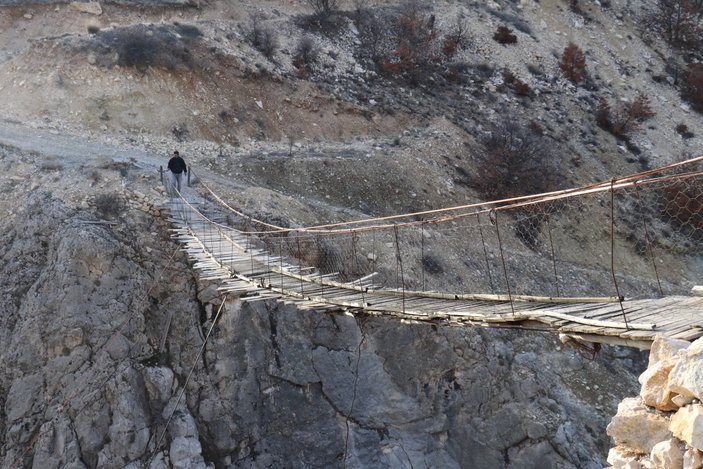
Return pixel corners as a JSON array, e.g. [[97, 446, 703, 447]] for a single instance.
[[650, 438, 683, 469], [649, 336, 689, 367], [684, 448, 703, 469], [668, 357, 703, 401], [670, 405, 703, 451], [640, 357, 680, 411], [607, 397, 671, 454], [687, 338, 703, 358], [607, 447, 640, 469]]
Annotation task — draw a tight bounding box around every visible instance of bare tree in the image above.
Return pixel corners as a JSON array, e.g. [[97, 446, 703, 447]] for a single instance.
[[306, 0, 338, 18], [653, 0, 703, 47]]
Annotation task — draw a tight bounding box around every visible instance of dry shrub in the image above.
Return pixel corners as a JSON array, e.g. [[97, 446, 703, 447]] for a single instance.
[[651, 0, 703, 48], [596, 93, 655, 138], [292, 36, 319, 78], [685, 63, 703, 112], [94, 193, 125, 219], [493, 25, 517, 45], [306, 0, 338, 19], [356, 6, 468, 84], [502, 68, 515, 84], [88, 24, 202, 71], [676, 123, 695, 138], [473, 122, 561, 200], [559, 42, 586, 83], [473, 122, 564, 249], [515, 80, 530, 96], [378, 6, 438, 76], [245, 14, 278, 60]]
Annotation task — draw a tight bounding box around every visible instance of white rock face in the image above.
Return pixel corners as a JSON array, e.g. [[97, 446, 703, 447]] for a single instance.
[[607, 397, 671, 454], [671, 405, 703, 451], [650, 438, 684, 469]]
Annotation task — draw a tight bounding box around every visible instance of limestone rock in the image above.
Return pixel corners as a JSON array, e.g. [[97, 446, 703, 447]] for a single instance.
[[5, 373, 43, 422], [607, 447, 640, 468], [650, 439, 683, 469], [674, 395, 696, 408], [684, 448, 703, 469], [142, 366, 175, 406], [640, 357, 680, 411], [671, 405, 703, 451], [687, 337, 703, 357], [170, 436, 207, 469], [607, 397, 671, 454], [649, 336, 689, 367], [668, 356, 703, 400]]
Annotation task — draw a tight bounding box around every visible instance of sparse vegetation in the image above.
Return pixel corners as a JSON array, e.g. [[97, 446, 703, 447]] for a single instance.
[[651, 0, 703, 48], [685, 63, 703, 112], [515, 80, 530, 96], [560, 42, 586, 83], [94, 192, 125, 219], [245, 14, 278, 60], [378, 5, 439, 77], [473, 122, 561, 201], [493, 25, 517, 45], [352, 5, 469, 84], [40, 160, 64, 171], [172, 124, 190, 142], [292, 36, 320, 78], [306, 0, 338, 19], [676, 122, 695, 138], [596, 93, 656, 139], [88, 24, 202, 71]]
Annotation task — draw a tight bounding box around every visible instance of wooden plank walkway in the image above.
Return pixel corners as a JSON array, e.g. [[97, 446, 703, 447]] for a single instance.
[[166, 199, 703, 350]]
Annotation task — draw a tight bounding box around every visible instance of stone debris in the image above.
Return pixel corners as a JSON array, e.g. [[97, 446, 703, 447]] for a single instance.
[[606, 397, 671, 454], [608, 336, 703, 467]]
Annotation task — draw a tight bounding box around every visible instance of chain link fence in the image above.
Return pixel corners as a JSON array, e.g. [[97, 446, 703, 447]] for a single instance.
[[176, 158, 702, 302]]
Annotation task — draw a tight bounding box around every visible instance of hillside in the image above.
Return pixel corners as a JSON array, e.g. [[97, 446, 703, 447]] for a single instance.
[[0, 0, 701, 468]]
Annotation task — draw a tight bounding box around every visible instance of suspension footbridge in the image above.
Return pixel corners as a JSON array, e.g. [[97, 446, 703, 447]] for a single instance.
[[163, 157, 703, 350]]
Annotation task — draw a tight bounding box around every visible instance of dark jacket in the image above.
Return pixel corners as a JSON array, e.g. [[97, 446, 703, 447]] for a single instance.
[[168, 156, 187, 174]]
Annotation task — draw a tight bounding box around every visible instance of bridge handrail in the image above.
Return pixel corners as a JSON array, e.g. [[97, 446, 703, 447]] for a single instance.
[[192, 155, 703, 235]]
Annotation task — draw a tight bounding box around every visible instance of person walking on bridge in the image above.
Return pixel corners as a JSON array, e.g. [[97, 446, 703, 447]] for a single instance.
[[167, 150, 187, 193]]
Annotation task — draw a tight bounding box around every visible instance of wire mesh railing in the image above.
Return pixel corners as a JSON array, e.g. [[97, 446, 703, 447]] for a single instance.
[[165, 157, 703, 311]]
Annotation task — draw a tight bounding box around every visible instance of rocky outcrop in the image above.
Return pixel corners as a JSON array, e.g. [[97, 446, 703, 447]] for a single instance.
[[606, 336, 703, 468]]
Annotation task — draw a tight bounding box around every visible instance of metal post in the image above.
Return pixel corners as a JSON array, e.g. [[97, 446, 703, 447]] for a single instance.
[[546, 217, 561, 298], [420, 221, 425, 292], [393, 225, 406, 314], [610, 179, 629, 329], [477, 213, 496, 295], [494, 211, 515, 315], [159, 165, 163, 183]]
